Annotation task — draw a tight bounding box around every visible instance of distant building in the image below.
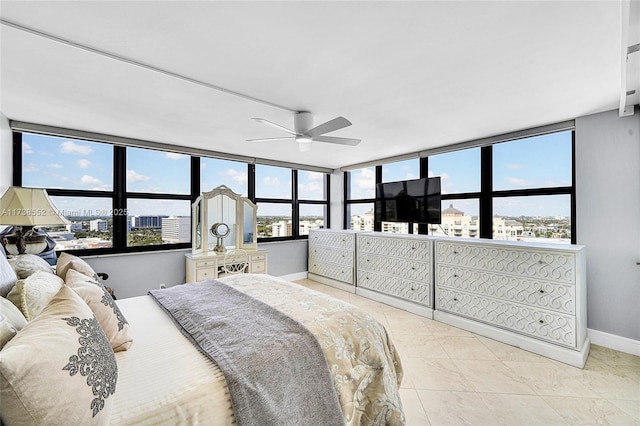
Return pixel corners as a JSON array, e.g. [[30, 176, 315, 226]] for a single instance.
[[89, 219, 108, 232], [161, 216, 191, 243], [351, 210, 375, 231], [271, 220, 292, 237], [299, 220, 322, 235], [67, 222, 83, 232], [131, 215, 167, 229]]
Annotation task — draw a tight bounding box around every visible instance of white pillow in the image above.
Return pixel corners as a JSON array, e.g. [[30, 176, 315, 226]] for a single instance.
[[7, 254, 54, 279], [6, 270, 64, 320], [0, 286, 117, 424], [0, 297, 27, 349], [0, 250, 18, 297]]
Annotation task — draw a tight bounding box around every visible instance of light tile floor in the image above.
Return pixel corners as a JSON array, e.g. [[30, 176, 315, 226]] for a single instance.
[[294, 279, 640, 426]]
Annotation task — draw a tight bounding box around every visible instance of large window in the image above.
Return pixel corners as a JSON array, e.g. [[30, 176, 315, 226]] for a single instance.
[[491, 131, 574, 243], [255, 165, 329, 239], [201, 158, 248, 196], [16, 133, 194, 252], [345, 128, 575, 243], [344, 166, 376, 231], [428, 148, 481, 238]]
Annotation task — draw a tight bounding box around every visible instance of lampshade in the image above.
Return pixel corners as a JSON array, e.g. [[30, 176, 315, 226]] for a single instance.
[[0, 187, 71, 226]]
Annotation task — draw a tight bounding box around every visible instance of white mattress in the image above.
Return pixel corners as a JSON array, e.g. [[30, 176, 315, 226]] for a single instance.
[[110, 296, 234, 425]]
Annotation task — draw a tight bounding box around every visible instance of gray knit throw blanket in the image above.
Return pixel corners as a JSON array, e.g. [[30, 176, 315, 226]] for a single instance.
[[149, 280, 345, 426]]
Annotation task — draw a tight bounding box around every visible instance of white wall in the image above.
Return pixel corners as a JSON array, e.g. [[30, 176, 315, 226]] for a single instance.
[[575, 109, 640, 343], [83, 240, 309, 299]]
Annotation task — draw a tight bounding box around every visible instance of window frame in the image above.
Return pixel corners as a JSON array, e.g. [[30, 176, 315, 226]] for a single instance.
[[344, 130, 576, 243], [255, 168, 330, 242], [12, 129, 331, 255]]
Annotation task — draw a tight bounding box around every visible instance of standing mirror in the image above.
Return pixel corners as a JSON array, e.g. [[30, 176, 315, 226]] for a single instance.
[[192, 185, 258, 255]]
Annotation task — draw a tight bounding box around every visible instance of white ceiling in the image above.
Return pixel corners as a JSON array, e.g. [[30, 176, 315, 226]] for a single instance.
[[0, 1, 634, 170]]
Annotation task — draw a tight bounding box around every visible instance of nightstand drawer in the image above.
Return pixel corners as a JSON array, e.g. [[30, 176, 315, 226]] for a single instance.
[[196, 259, 217, 268], [251, 261, 266, 273], [196, 268, 216, 281]]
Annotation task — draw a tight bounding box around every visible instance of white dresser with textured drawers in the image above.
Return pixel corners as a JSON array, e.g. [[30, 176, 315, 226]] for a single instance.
[[308, 229, 357, 292], [357, 233, 434, 317], [434, 238, 589, 367]]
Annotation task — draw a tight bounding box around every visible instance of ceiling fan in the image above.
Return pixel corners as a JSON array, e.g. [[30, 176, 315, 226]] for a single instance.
[[247, 111, 361, 152]]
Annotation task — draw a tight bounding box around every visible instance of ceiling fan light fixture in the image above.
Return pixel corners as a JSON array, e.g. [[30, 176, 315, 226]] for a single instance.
[[296, 136, 312, 143]]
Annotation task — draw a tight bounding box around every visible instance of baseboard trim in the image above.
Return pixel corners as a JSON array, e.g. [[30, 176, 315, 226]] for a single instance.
[[588, 328, 640, 356], [277, 272, 308, 282]]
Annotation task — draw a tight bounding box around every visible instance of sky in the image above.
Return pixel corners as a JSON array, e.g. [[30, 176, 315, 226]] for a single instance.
[[22, 131, 572, 219], [21, 133, 326, 217], [348, 131, 573, 218]]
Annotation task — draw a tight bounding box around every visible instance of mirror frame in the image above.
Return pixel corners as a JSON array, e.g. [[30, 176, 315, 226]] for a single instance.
[[191, 185, 258, 255]]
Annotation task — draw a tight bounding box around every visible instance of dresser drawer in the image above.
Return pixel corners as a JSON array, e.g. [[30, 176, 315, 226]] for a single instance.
[[309, 231, 355, 250], [436, 242, 577, 284], [250, 254, 267, 262], [358, 252, 431, 282], [308, 261, 353, 284], [309, 248, 353, 267], [436, 287, 577, 348], [358, 235, 430, 259], [358, 272, 431, 306], [437, 266, 576, 314]]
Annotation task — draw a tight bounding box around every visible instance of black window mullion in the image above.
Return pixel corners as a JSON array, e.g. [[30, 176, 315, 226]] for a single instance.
[[191, 156, 200, 203], [418, 157, 429, 234], [373, 165, 382, 232], [113, 146, 127, 249], [325, 173, 331, 229], [343, 171, 350, 229], [248, 163, 256, 202], [292, 170, 299, 239], [12, 132, 22, 186], [479, 146, 493, 239]]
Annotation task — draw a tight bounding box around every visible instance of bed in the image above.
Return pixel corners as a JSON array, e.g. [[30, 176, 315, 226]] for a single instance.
[[0, 251, 405, 426]]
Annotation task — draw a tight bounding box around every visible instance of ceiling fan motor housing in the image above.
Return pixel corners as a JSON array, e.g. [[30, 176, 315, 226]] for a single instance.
[[294, 111, 313, 133]]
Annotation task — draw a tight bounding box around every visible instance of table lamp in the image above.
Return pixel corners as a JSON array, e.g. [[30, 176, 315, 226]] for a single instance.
[[0, 187, 71, 255]]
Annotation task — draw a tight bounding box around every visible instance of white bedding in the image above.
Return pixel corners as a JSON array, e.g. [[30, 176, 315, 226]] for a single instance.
[[111, 275, 404, 425], [111, 296, 235, 425]]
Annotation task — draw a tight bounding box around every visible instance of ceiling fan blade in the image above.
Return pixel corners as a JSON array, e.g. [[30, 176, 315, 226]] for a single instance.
[[305, 116, 352, 137], [251, 118, 298, 136], [312, 135, 361, 146], [246, 137, 295, 142]]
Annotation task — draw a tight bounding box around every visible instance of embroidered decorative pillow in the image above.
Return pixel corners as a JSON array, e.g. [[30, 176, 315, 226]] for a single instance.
[[0, 250, 18, 297], [0, 297, 27, 349], [56, 252, 99, 281], [65, 269, 133, 352], [6, 271, 64, 320], [0, 286, 117, 425], [7, 254, 53, 279]]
